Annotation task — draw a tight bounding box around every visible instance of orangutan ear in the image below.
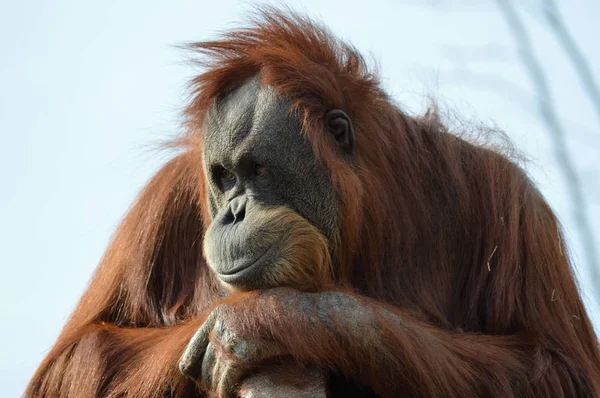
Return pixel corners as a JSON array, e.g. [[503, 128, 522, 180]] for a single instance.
[[325, 109, 354, 153]]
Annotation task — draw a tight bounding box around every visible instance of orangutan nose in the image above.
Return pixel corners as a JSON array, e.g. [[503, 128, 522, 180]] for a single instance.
[[224, 196, 247, 225]]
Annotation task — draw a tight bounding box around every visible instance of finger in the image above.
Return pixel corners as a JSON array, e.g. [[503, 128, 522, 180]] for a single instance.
[[201, 341, 218, 390], [179, 312, 217, 380], [217, 363, 246, 398], [234, 338, 283, 363]]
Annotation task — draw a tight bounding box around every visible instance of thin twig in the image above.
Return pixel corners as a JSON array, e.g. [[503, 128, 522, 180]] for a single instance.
[[558, 227, 563, 255], [487, 245, 498, 272], [543, 0, 600, 129], [495, 0, 600, 305]]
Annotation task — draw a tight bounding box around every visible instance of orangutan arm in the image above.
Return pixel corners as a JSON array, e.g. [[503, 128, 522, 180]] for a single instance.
[[26, 320, 208, 397], [28, 305, 327, 398], [26, 153, 211, 398], [181, 288, 590, 398]]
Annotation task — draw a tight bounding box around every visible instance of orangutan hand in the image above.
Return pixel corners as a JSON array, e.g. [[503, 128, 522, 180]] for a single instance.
[[178, 288, 361, 397], [178, 299, 287, 397]]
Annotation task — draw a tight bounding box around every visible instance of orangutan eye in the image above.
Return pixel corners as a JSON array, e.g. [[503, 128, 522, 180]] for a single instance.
[[213, 166, 236, 190], [253, 163, 267, 178]]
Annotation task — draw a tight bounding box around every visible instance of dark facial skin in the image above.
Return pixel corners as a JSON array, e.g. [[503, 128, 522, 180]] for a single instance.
[[202, 77, 353, 291]]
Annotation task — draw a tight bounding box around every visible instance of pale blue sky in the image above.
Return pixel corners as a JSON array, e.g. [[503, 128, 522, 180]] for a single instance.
[[1, 1, 599, 396]]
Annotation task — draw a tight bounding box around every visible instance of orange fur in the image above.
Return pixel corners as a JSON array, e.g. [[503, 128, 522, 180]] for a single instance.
[[27, 8, 600, 397]]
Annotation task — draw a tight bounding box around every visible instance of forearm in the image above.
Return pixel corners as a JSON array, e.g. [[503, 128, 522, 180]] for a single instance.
[[350, 302, 532, 396], [262, 290, 533, 397], [27, 320, 204, 398]]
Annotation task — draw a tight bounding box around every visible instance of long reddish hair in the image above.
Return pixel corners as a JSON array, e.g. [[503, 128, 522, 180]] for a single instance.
[[182, 9, 600, 386], [26, 8, 600, 397]]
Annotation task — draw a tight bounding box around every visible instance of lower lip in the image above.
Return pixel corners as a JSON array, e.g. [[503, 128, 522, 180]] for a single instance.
[[217, 246, 274, 283]]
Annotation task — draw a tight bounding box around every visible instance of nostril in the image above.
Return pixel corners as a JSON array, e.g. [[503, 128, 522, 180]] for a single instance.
[[222, 209, 235, 225], [231, 199, 246, 223], [234, 206, 246, 223], [222, 196, 247, 225]]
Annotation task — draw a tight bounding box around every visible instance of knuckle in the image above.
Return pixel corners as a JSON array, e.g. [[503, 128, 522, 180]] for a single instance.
[[220, 329, 238, 352], [214, 319, 226, 335], [232, 339, 259, 362]]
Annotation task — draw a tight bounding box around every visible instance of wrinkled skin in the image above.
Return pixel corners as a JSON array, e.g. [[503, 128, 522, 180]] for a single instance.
[[201, 77, 344, 292], [179, 288, 383, 397], [179, 297, 290, 397]]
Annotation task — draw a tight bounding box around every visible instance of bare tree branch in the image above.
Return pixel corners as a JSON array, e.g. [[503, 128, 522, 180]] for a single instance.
[[436, 63, 600, 142], [442, 44, 512, 63], [443, 68, 533, 108], [495, 0, 600, 303], [542, 0, 600, 129]]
